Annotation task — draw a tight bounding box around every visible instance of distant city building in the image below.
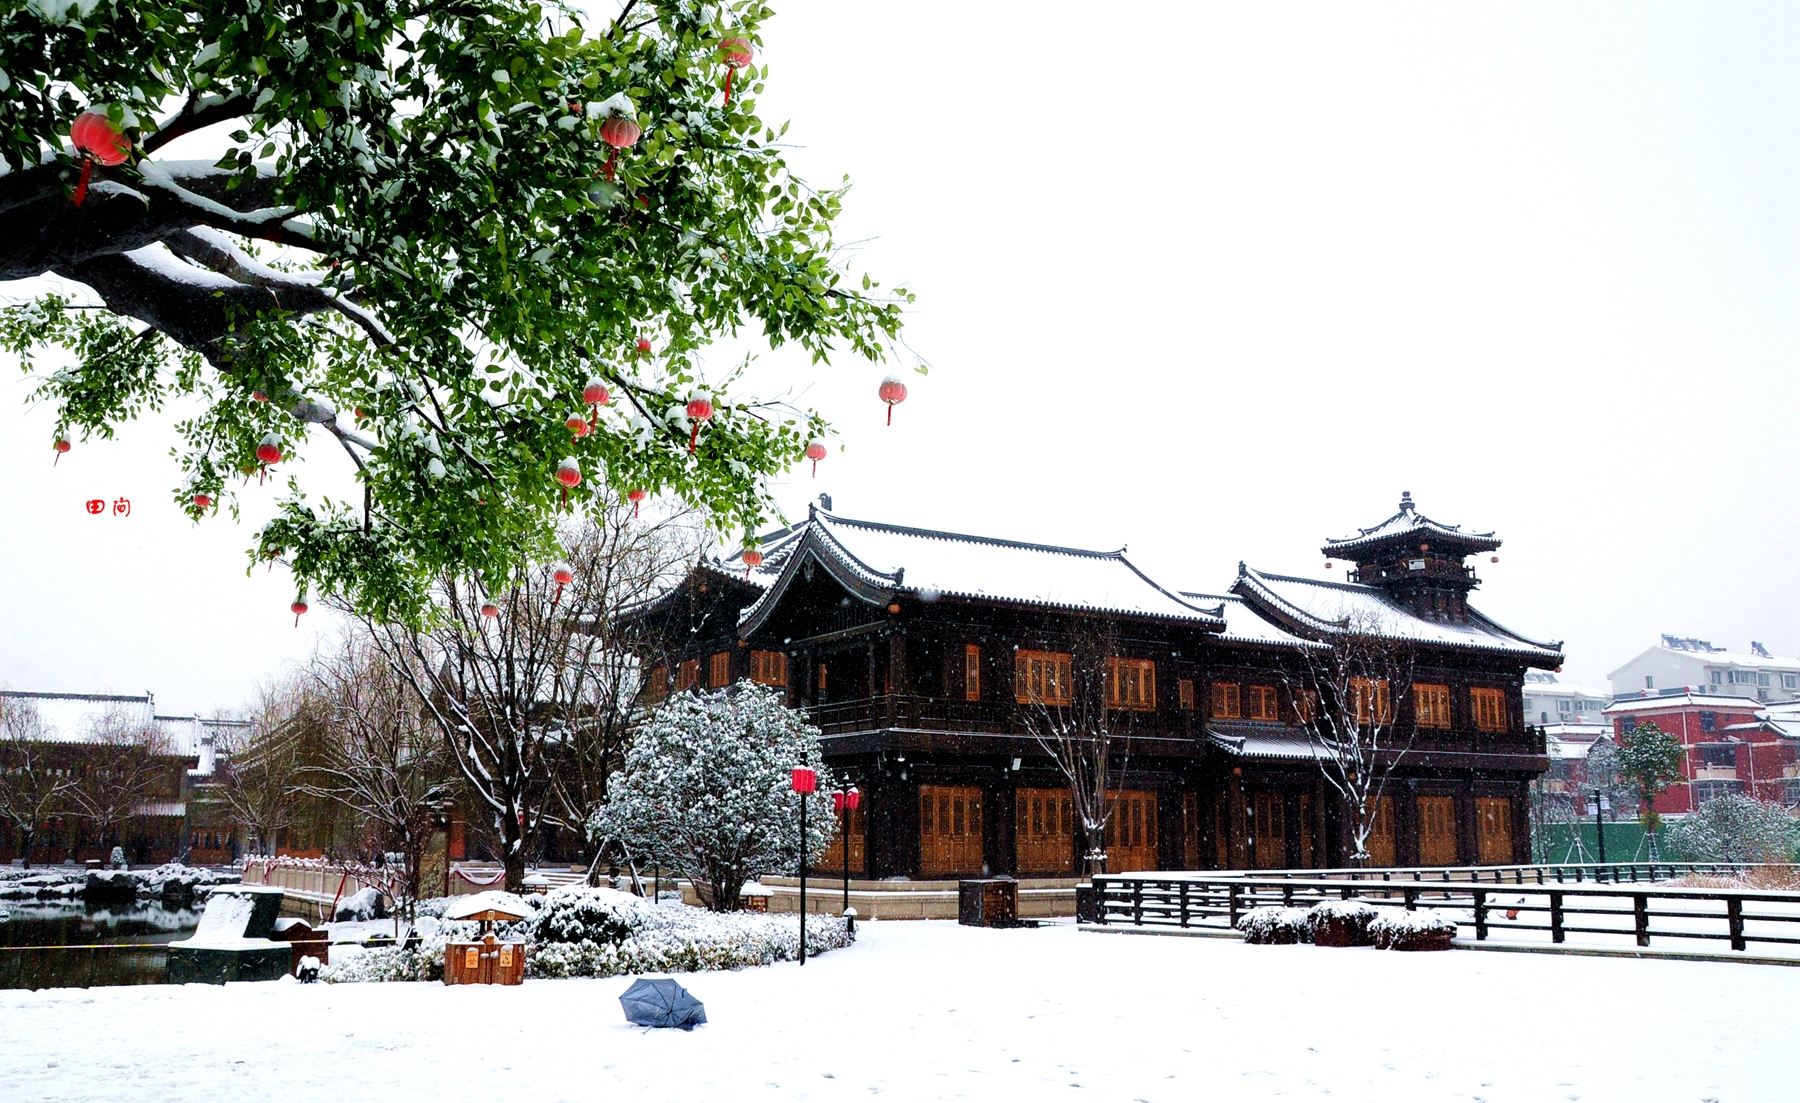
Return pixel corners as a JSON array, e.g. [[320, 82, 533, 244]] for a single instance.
[[1603, 691, 1800, 814], [1522, 672, 1610, 727], [1608, 636, 1800, 704]]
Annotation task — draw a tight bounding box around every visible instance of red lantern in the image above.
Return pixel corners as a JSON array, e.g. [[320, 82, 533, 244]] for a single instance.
[[804, 438, 827, 477], [1490, 555, 1499, 564], [685, 393, 714, 453], [566, 413, 591, 437], [1324, 561, 1333, 570], [193, 493, 213, 509], [480, 600, 500, 618], [719, 38, 754, 106], [878, 373, 907, 426], [255, 434, 283, 481], [626, 487, 646, 517], [790, 766, 818, 794], [553, 565, 574, 587], [846, 787, 860, 811], [831, 790, 846, 813], [290, 599, 308, 627], [600, 115, 641, 182], [636, 337, 653, 356], [69, 108, 130, 207], [252, 391, 269, 403], [741, 548, 763, 578], [556, 456, 582, 505], [583, 378, 610, 408], [53, 438, 70, 466]]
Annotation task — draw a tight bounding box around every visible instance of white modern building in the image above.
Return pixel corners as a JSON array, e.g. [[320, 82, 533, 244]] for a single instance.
[[1608, 636, 1800, 704], [1522, 671, 1611, 727]]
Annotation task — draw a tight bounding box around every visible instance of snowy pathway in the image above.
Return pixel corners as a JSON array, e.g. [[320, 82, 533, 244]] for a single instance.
[[3, 920, 1795, 1102]]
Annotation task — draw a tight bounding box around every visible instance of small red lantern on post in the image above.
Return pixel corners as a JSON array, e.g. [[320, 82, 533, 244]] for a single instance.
[[831, 787, 861, 916], [878, 373, 907, 426], [719, 38, 753, 106], [69, 108, 131, 207], [804, 438, 827, 477], [685, 392, 714, 453], [626, 487, 647, 517], [791, 765, 817, 964], [599, 114, 641, 182]]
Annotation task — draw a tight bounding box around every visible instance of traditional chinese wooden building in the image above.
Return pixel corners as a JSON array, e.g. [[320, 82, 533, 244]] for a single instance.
[[633, 492, 1561, 878]]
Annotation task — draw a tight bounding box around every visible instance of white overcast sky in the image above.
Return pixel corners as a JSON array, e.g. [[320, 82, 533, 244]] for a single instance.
[[4, 1, 1799, 715]]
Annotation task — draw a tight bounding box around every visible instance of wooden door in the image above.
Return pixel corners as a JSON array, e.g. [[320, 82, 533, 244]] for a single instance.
[[1182, 792, 1200, 869], [821, 805, 866, 875], [1475, 797, 1513, 865], [1365, 796, 1396, 867], [1298, 793, 1315, 868], [1417, 795, 1458, 866], [919, 786, 984, 876], [1104, 790, 1159, 872], [1250, 792, 1287, 870], [1213, 796, 1231, 869], [1014, 788, 1074, 873]]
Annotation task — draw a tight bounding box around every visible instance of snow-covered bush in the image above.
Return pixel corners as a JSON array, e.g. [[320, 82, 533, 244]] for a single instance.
[[334, 887, 387, 922], [1663, 793, 1800, 865], [1369, 908, 1458, 951], [1237, 906, 1313, 945], [1306, 899, 1381, 947], [529, 885, 649, 946], [592, 683, 838, 911]]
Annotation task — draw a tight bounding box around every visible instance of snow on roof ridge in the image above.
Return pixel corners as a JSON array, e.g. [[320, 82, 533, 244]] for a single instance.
[[818, 509, 1129, 561], [1, 690, 152, 703], [1322, 492, 1500, 552]]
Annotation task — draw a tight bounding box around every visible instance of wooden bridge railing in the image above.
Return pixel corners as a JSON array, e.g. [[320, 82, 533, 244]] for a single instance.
[[1090, 864, 1800, 956]]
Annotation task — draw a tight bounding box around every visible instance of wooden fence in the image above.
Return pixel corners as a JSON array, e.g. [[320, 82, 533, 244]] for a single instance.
[[1090, 863, 1800, 957]]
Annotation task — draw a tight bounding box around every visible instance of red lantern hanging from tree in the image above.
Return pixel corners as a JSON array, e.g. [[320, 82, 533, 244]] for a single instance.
[[556, 457, 582, 504], [635, 337, 652, 356], [53, 438, 70, 466], [290, 599, 308, 627], [69, 108, 130, 207], [804, 438, 827, 477], [583, 378, 611, 409], [480, 599, 500, 618], [741, 548, 763, 578], [565, 413, 591, 437], [626, 488, 646, 517], [600, 114, 641, 182], [193, 493, 213, 510], [551, 564, 574, 604], [685, 392, 714, 454], [719, 38, 753, 106], [255, 434, 283, 484], [878, 373, 908, 426]]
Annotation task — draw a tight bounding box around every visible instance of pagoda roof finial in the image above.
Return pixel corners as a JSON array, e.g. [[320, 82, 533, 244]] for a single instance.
[[1399, 490, 1415, 513]]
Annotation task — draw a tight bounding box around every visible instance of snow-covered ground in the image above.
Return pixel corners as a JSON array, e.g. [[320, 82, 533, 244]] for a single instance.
[[3, 920, 1796, 1102]]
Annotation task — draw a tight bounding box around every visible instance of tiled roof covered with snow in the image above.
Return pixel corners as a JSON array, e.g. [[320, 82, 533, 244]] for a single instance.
[[0, 691, 155, 744], [735, 509, 1227, 631], [1231, 566, 1563, 663], [1177, 592, 1327, 650], [1206, 724, 1324, 762], [1322, 492, 1502, 557]]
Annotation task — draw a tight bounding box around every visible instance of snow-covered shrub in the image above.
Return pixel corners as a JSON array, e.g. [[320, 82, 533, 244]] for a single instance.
[[593, 683, 838, 911], [1237, 905, 1313, 945], [1306, 899, 1380, 947], [1370, 908, 1458, 951], [334, 886, 387, 922], [1663, 793, 1800, 865], [528, 885, 649, 946]]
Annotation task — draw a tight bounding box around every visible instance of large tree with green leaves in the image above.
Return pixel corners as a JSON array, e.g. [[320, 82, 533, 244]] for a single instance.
[[0, 1, 907, 620]]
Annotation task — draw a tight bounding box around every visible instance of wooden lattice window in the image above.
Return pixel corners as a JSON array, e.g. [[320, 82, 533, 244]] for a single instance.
[[1476, 797, 1513, 864], [1246, 685, 1279, 721], [1106, 657, 1156, 711], [919, 785, 983, 875], [1349, 677, 1392, 725], [708, 651, 732, 688], [1014, 650, 1073, 706], [1295, 690, 1317, 723], [1471, 687, 1507, 732], [964, 644, 981, 701], [1015, 788, 1074, 873], [821, 805, 866, 874], [676, 660, 700, 692], [643, 666, 668, 703], [1103, 790, 1159, 872], [749, 650, 787, 687], [1211, 682, 1241, 719], [1415, 683, 1452, 728], [1178, 678, 1195, 711]]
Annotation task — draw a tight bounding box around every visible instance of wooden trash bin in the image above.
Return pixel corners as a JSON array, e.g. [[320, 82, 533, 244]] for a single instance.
[[958, 879, 1018, 927], [444, 933, 526, 985]]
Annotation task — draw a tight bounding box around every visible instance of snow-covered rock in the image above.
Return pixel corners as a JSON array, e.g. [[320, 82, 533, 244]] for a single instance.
[[334, 887, 387, 923]]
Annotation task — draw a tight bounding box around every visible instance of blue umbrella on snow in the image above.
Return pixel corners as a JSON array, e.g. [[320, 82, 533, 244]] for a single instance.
[[619, 977, 707, 1030]]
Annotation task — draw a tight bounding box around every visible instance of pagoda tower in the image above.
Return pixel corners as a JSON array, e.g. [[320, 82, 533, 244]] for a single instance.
[[1323, 492, 1502, 624]]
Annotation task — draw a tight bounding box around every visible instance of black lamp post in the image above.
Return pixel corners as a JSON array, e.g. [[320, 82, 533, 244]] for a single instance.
[[791, 766, 818, 965], [832, 787, 861, 916]]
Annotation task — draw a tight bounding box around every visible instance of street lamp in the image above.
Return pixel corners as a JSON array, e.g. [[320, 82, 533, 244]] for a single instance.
[[1586, 789, 1611, 864], [831, 787, 861, 917], [791, 766, 818, 965]]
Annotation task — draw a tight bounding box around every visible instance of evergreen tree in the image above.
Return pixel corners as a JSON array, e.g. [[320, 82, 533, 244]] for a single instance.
[[1617, 721, 1686, 834], [1663, 792, 1800, 864], [592, 682, 834, 910]]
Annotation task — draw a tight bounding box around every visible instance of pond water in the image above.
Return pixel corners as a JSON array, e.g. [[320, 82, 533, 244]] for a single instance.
[[0, 902, 203, 990]]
